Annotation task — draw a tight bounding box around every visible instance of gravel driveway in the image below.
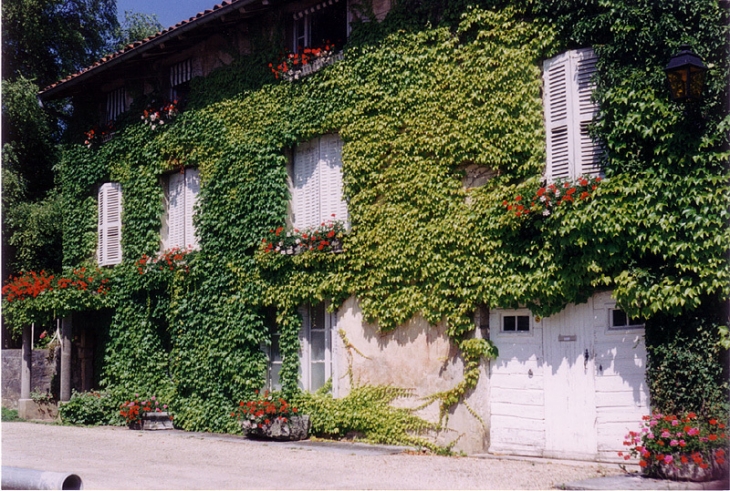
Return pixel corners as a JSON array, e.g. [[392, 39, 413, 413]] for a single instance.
[[2, 422, 623, 489]]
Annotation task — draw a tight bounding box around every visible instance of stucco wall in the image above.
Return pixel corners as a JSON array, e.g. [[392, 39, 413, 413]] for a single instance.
[[335, 297, 490, 453]]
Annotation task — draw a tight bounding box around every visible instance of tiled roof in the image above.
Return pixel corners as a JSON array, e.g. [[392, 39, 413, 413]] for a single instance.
[[39, 0, 261, 98]]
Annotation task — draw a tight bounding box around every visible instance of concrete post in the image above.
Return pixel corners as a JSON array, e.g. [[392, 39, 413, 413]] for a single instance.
[[60, 316, 72, 402], [18, 325, 33, 419]]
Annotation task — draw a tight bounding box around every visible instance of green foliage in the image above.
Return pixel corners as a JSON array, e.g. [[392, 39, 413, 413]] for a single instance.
[[58, 390, 123, 426], [5, 191, 63, 273], [2, 0, 119, 87], [293, 382, 441, 449], [1, 407, 22, 422], [9, 0, 727, 436], [114, 11, 163, 51], [645, 311, 729, 417]]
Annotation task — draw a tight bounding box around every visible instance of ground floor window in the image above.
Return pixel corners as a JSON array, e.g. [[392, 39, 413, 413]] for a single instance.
[[266, 303, 334, 392]]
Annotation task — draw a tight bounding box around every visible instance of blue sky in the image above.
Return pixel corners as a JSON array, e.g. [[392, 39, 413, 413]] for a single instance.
[[116, 0, 220, 30]]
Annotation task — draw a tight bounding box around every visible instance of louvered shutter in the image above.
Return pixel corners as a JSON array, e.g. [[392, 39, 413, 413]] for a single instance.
[[544, 48, 601, 180], [184, 169, 200, 249], [318, 134, 348, 225], [544, 52, 572, 180], [292, 140, 320, 230], [166, 172, 186, 250], [98, 182, 122, 266], [573, 49, 602, 176]]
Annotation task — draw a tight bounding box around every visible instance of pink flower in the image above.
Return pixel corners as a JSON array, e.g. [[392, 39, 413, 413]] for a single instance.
[[650, 420, 658, 427], [670, 440, 679, 447], [647, 432, 655, 439], [671, 420, 679, 426], [688, 427, 700, 436], [664, 455, 673, 464], [661, 431, 671, 438]]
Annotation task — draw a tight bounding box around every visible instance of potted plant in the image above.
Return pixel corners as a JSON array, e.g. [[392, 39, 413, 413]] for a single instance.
[[119, 395, 173, 430], [231, 390, 310, 441], [620, 412, 729, 482]]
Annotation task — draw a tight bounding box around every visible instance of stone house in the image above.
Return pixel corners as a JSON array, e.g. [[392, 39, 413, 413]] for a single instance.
[[33, 0, 650, 458]]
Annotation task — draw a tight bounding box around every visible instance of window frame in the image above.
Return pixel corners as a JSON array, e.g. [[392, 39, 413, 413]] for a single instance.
[[495, 309, 534, 337], [608, 308, 645, 331], [298, 303, 335, 393], [290, 0, 349, 53], [105, 87, 126, 123]]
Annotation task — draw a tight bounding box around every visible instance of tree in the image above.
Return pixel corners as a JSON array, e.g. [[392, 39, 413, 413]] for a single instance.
[[2, 0, 118, 88], [114, 11, 163, 51]]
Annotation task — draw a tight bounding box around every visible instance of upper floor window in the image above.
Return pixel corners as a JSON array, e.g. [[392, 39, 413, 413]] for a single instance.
[[105, 87, 126, 123], [291, 0, 348, 53], [161, 168, 200, 251], [290, 134, 348, 230], [98, 182, 122, 266], [169, 59, 193, 103], [543, 48, 602, 181]]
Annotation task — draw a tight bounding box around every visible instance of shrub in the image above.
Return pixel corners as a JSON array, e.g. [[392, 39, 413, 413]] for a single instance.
[[59, 390, 122, 426], [292, 382, 442, 450], [2, 406, 22, 422], [645, 310, 729, 417]]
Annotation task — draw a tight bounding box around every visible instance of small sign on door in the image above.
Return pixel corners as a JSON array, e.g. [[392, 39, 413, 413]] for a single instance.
[[558, 334, 577, 342]]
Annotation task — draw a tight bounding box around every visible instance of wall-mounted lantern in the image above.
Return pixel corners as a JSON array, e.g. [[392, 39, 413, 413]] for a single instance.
[[664, 44, 707, 103]]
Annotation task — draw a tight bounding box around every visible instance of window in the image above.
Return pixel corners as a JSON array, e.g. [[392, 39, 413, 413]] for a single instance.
[[610, 309, 644, 329], [98, 182, 122, 266], [169, 59, 193, 103], [502, 314, 531, 332], [299, 303, 334, 392], [265, 303, 334, 393], [543, 48, 602, 180], [105, 87, 126, 123], [161, 168, 200, 251], [265, 309, 283, 391], [291, 0, 348, 52], [290, 134, 348, 230]]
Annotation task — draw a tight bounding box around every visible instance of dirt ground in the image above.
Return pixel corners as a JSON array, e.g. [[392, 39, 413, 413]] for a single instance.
[[1, 422, 624, 489]]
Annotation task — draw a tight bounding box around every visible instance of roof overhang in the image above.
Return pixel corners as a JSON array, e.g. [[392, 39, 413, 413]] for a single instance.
[[39, 0, 271, 100]]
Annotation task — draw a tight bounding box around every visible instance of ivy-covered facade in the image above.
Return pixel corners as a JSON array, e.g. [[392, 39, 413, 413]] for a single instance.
[[4, 0, 728, 457]]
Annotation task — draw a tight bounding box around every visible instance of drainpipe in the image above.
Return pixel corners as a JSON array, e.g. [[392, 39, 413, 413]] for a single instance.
[[60, 316, 72, 402], [1, 466, 83, 490]]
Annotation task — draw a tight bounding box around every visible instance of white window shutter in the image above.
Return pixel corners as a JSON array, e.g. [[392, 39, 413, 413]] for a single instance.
[[544, 48, 601, 180], [98, 182, 122, 266], [318, 134, 348, 225], [544, 52, 572, 180], [184, 169, 200, 249], [166, 172, 186, 250], [573, 49, 602, 176], [292, 140, 320, 230]]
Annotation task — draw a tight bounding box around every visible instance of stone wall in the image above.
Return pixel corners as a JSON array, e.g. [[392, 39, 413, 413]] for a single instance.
[[1, 348, 59, 409]]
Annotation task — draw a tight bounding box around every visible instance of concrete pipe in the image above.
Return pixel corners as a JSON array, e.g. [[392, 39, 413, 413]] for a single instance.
[[1, 466, 83, 490]]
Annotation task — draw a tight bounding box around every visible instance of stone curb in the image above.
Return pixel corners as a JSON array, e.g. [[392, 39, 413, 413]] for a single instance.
[[561, 474, 730, 490]]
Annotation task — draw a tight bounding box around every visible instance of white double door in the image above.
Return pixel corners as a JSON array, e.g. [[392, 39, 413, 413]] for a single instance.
[[489, 293, 649, 461]]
